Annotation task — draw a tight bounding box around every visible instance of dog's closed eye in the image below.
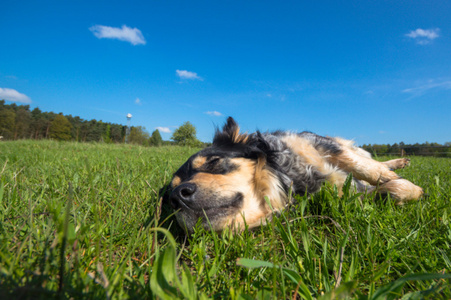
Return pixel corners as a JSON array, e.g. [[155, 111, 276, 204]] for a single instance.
[[207, 156, 221, 165], [197, 156, 240, 175]]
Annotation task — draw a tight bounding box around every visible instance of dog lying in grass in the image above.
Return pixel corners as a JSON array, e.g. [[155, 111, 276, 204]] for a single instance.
[[168, 117, 423, 232]]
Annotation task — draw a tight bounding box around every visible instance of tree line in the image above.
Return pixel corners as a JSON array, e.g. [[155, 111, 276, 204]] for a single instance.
[[362, 142, 451, 157], [3, 100, 449, 153], [0, 100, 204, 147]]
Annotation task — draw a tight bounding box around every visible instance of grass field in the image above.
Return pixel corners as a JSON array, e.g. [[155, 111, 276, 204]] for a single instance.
[[0, 140, 450, 299]]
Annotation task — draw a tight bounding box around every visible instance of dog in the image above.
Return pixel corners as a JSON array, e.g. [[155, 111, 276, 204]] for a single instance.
[[168, 117, 423, 233]]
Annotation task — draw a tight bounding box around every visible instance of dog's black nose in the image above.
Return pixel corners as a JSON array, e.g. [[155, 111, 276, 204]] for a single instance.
[[170, 183, 197, 209]]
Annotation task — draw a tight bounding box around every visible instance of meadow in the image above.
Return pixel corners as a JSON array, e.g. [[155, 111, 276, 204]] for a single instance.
[[0, 140, 450, 299]]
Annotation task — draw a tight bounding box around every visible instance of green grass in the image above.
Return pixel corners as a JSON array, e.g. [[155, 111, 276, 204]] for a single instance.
[[0, 140, 450, 299]]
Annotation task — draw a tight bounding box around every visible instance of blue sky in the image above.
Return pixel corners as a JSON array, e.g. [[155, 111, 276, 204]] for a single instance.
[[1, 0, 450, 144]]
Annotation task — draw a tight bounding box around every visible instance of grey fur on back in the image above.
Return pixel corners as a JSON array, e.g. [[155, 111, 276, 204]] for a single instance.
[[257, 131, 336, 197]]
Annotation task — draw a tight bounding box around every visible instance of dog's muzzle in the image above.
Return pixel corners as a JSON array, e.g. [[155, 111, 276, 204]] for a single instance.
[[169, 183, 197, 210], [168, 181, 244, 232]]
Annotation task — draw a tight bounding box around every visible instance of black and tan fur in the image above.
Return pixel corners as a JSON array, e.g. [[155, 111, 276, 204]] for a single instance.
[[168, 117, 423, 233]]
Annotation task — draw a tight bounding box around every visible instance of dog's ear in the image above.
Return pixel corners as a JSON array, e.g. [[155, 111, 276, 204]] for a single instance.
[[213, 117, 249, 146], [222, 117, 239, 137]]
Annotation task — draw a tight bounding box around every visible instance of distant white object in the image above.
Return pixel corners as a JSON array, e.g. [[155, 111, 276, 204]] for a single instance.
[[125, 114, 132, 143], [0, 136, 3, 140]]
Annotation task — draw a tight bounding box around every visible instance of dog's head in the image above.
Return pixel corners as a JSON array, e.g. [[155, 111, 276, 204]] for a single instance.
[[167, 117, 292, 232]]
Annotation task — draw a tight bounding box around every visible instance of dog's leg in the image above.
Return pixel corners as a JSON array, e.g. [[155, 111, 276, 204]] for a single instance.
[[281, 134, 422, 202], [330, 138, 422, 202], [329, 147, 399, 185], [281, 135, 367, 196], [382, 158, 410, 170], [318, 164, 369, 196], [330, 138, 398, 184], [335, 137, 410, 171], [372, 179, 423, 204]]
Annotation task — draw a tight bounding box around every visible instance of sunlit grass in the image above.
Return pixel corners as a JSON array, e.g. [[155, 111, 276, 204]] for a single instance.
[[0, 140, 450, 299]]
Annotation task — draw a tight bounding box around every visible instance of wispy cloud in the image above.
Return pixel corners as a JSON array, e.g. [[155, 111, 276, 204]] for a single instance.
[[405, 28, 440, 45], [402, 80, 451, 97], [0, 88, 31, 103], [205, 111, 222, 116], [135, 98, 142, 105], [176, 70, 203, 81], [89, 25, 146, 45], [156, 127, 171, 133]]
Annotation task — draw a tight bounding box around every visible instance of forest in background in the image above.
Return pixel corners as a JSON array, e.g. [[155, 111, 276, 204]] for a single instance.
[[0, 100, 205, 147], [362, 142, 451, 157], [1, 100, 450, 155]]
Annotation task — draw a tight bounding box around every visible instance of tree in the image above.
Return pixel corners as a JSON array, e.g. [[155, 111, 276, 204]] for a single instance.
[[110, 124, 125, 143], [128, 126, 150, 145], [149, 129, 163, 146], [0, 107, 16, 140], [171, 121, 202, 146], [86, 119, 103, 142], [30, 107, 46, 139], [103, 124, 112, 143], [14, 106, 31, 139], [66, 114, 85, 142], [42, 111, 56, 138], [49, 114, 72, 141]]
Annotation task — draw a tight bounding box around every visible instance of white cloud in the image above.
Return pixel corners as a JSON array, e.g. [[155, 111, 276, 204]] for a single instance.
[[405, 28, 440, 45], [0, 88, 31, 104], [205, 111, 222, 116], [135, 98, 142, 105], [89, 25, 146, 45], [176, 70, 202, 80], [156, 127, 171, 133]]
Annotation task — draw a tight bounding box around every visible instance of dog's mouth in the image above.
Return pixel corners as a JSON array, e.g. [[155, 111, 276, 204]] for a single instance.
[[170, 191, 243, 213], [169, 189, 244, 231]]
